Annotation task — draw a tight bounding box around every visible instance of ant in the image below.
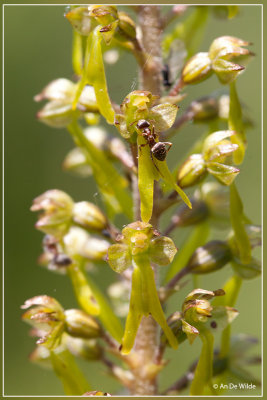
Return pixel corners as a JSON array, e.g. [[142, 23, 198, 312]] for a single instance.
[[136, 119, 173, 174], [162, 64, 172, 88]]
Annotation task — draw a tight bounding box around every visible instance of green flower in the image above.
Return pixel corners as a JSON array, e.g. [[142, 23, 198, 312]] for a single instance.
[[107, 221, 178, 354]]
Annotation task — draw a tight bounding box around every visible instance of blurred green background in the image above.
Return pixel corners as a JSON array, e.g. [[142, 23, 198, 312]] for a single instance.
[[4, 5, 262, 396]]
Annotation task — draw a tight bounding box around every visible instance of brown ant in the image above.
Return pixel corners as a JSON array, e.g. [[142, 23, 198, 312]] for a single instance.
[[135, 119, 173, 174]]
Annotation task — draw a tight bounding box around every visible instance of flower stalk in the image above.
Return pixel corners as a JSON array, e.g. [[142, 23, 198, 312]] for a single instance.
[[23, 4, 260, 396]]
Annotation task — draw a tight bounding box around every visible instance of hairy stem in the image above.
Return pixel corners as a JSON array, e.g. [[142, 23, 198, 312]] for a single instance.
[[138, 6, 163, 96]]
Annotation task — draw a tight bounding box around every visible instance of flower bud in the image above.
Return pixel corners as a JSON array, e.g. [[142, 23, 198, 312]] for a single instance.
[[21, 295, 65, 321], [184, 299, 213, 324], [65, 336, 102, 360], [209, 36, 251, 61], [36, 101, 82, 128], [84, 126, 108, 149], [63, 226, 89, 257], [35, 79, 98, 128], [31, 190, 74, 238], [209, 36, 253, 84], [177, 154, 207, 188], [64, 227, 110, 261], [206, 162, 239, 186], [182, 288, 225, 328], [73, 202, 108, 232], [78, 85, 98, 112], [202, 130, 238, 162], [118, 11, 136, 40], [212, 58, 245, 84], [64, 309, 101, 339], [81, 236, 110, 261], [62, 147, 92, 178], [34, 78, 75, 102], [170, 198, 209, 228], [182, 52, 213, 85], [187, 240, 232, 274], [21, 296, 65, 349]]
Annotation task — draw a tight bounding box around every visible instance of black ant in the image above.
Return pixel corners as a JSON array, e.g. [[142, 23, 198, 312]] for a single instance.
[[162, 64, 172, 88], [136, 119, 173, 174]]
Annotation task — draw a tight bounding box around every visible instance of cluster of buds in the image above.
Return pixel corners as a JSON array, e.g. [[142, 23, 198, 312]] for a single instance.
[[39, 228, 110, 275], [177, 130, 240, 188], [115, 90, 178, 139], [35, 79, 99, 128], [31, 190, 111, 278], [31, 189, 108, 239], [21, 296, 101, 350], [107, 221, 178, 353], [162, 289, 238, 346], [63, 227, 110, 262], [182, 36, 253, 85], [65, 5, 137, 46]]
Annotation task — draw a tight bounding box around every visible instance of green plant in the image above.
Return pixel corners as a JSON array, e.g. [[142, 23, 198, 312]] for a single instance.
[[22, 5, 261, 396]]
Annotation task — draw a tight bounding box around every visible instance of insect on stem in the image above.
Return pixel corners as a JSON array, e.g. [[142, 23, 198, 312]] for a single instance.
[[135, 119, 173, 176]]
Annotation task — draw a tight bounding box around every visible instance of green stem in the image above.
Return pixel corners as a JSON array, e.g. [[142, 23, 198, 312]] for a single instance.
[[68, 120, 132, 219], [219, 274, 242, 358], [164, 221, 210, 283], [190, 328, 214, 395], [72, 30, 83, 76], [50, 347, 91, 395], [68, 261, 100, 315], [67, 258, 123, 342], [86, 274, 124, 343]]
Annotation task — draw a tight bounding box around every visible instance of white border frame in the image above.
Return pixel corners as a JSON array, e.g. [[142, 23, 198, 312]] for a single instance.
[[2, 3, 264, 398]]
